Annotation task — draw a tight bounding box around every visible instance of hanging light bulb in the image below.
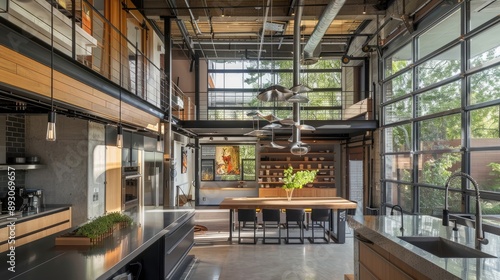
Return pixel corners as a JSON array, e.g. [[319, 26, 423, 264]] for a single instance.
[[116, 125, 123, 148], [46, 110, 56, 141], [46, 2, 56, 142], [156, 134, 163, 151]]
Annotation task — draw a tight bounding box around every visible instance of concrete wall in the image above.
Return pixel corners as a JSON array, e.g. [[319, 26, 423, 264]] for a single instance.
[[25, 115, 89, 225]]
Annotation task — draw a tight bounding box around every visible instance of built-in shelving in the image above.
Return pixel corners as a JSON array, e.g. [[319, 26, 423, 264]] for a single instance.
[[258, 145, 336, 191]]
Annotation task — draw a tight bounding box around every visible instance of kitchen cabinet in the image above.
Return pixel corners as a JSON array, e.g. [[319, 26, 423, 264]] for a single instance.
[[0, 207, 71, 252], [358, 239, 416, 280]]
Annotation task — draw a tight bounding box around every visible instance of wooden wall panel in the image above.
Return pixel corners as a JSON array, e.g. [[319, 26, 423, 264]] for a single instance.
[[0, 46, 160, 132]]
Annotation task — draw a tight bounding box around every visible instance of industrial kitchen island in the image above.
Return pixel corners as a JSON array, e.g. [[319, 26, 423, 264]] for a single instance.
[[0, 207, 195, 280]]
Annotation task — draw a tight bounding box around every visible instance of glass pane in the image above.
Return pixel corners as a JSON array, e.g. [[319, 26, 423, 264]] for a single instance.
[[224, 73, 243, 88], [384, 71, 412, 102], [418, 10, 461, 59], [384, 154, 413, 182], [384, 124, 412, 153], [416, 80, 461, 117], [385, 182, 413, 211], [384, 44, 412, 77], [469, 23, 500, 68], [470, 106, 500, 147], [470, 0, 500, 30], [470, 150, 500, 191], [383, 98, 413, 125], [418, 114, 462, 150], [419, 187, 461, 214], [417, 45, 461, 89], [417, 153, 462, 186], [477, 199, 500, 215], [469, 64, 500, 105]]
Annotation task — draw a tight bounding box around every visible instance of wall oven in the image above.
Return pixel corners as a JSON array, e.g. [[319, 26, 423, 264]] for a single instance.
[[122, 166, 141, 210]]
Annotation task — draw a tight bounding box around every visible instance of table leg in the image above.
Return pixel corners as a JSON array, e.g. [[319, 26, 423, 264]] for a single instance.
[[328, 209, 347, 244], [228, 209, 233, 242]]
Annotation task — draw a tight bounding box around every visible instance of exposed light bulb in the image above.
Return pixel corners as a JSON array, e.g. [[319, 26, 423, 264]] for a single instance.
[[46, 111, 56, 141], [157, 135, 163, 151], [117, 125, 123, 148]]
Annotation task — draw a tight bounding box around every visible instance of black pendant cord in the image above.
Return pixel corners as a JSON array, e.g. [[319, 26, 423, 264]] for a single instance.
[[50, 2, 54, 111]]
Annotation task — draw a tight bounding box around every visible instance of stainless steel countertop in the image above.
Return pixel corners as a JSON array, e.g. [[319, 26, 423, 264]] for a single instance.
[[0, 207, 195, 280], [348, 214, 500, 279]]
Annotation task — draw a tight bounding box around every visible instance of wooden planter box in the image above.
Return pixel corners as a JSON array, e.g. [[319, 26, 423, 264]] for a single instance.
[[55, 222, 128, 246]]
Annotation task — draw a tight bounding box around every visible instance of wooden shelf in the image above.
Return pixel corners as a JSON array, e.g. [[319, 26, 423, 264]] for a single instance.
[[0, 164, 45, 170]]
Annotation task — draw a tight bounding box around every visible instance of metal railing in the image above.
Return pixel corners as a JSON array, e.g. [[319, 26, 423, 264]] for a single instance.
[[1, 0, 194, 121]]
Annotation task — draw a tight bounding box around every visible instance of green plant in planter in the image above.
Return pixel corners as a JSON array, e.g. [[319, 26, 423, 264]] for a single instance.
[[76, 212, 133, 240], [282, 166, 318, 200]]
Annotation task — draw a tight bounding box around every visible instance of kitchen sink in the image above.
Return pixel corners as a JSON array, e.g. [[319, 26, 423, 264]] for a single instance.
[[398, 236, 496, 258]]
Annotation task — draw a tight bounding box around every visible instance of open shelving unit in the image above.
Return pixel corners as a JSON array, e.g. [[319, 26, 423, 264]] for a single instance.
[[258, 144, 337, 197]]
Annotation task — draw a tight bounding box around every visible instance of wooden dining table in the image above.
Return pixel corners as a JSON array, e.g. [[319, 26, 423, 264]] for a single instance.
[[219, 197, 358, 244]]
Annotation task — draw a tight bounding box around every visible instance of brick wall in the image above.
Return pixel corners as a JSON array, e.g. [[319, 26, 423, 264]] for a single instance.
[[0, 115, 26, 193]]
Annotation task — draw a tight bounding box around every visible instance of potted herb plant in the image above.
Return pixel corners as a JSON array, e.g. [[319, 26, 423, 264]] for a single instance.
[[56, 212, 133, 246], [282, 166, 318, 201]]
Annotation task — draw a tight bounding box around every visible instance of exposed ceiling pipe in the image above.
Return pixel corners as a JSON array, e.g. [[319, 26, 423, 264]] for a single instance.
[[257, 0, 271, 60], [302, 0, 346, 61], [184, 0, 203, 35]]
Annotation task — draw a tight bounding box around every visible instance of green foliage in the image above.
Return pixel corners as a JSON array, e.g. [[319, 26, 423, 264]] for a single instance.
[[282, 166, 317, 190], [76, 212, 133, 239]]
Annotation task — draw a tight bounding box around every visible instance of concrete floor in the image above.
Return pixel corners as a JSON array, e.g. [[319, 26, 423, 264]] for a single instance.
[[185, 208, 354, 280]]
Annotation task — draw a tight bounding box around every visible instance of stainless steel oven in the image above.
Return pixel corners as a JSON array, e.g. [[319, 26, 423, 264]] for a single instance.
[[122, 166, 141, 210]]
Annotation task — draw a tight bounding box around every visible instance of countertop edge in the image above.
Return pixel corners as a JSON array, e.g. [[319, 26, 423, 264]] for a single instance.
[[348, 215, 461, 280]]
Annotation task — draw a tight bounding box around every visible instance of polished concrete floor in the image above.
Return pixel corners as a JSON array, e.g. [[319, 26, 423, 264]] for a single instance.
[[185, 208, 354, 280]]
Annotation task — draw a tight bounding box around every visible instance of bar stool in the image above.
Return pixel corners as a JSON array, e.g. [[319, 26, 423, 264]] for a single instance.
[[308, 208, 330, 244], [262, 209, 281, 244], [285, 209, 305, 244], [237, 209, 257, 244]]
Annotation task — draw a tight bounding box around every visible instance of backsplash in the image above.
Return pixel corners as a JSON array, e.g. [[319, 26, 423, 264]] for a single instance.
[[0, 115, 26, 194]]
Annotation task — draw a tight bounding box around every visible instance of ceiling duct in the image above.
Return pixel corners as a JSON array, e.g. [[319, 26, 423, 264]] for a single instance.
[[302, 0, 346, 64]]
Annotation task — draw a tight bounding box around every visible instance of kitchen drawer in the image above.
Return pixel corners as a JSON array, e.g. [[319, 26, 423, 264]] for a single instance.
[[164, 216, 195, 280]]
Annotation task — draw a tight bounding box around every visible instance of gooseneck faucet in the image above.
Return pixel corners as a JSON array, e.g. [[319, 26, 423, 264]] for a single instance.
[[390, 205, 404, 233], [443, 172, 488, 248]]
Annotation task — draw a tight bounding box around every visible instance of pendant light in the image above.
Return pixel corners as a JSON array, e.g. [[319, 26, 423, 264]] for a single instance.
[[46, 2, 56, 141], [156, 134, 163, 151]]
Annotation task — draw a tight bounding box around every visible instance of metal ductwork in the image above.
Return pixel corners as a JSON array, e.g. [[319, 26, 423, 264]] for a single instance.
[[302, 0, 346, 63]]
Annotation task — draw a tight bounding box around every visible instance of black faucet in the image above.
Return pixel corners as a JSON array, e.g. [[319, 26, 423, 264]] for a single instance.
[[390, 205, 404, 233]]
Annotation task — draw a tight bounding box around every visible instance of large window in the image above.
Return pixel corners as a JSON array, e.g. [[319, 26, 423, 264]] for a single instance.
[[206, 59, 342, 120], [381, 2, 500, 216]]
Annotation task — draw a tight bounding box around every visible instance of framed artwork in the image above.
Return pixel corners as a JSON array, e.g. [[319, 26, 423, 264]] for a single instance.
[[242, 159, 256, 181], [201, 159, 214, 181], [214, 146, 240, 177], [181, 146, 188, 174]]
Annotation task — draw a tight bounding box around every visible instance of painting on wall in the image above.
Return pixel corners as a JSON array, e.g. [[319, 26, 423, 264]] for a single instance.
[[181, 146, 188, 174], [215, 146, 240, 177]]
